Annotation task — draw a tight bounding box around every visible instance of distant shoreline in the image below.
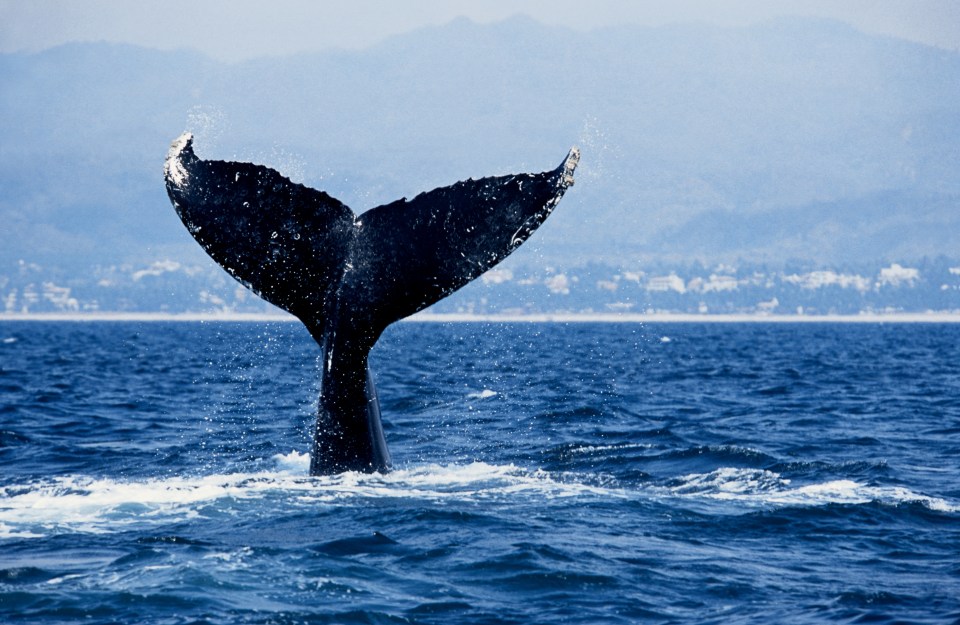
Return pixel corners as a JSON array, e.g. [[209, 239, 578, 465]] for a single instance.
[[2, 312, 960, 323]]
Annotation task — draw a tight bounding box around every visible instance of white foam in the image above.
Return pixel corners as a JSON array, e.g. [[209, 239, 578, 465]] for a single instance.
[[0, 461, 623, 537], [45, 573, 85, 586], [0, 521, 44, 539], [272, 450, 311, 474], [2, 463, 953, 538], [466, 389, 498, 399], [660, 467, 959, 512], [567, 442, 654, 455]]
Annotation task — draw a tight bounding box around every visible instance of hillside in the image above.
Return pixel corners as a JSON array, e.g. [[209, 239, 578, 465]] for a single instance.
[[1, 16, 959, 313]]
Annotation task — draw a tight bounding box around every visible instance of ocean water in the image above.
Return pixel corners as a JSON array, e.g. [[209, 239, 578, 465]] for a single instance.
[[1, 320, 958, 624]]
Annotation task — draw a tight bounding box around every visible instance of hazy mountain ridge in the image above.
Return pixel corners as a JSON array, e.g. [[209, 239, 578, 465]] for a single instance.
[[1, 16, 958, 301]]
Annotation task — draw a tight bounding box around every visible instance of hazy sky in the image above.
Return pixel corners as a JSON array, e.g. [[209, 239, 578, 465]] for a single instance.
[[1, 0, 958, 61]]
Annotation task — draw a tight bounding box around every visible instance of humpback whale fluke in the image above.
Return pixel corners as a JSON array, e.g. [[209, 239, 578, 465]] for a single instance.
[[164, 133, 578, 475]]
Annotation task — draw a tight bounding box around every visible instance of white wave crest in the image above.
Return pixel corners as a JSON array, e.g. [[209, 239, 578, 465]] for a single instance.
[[660, 467, 958, 512], [566, 442, 654, 455], [466, 389, 498, 399], [0, 459, 621, 538], [2, 462, 954, 539]]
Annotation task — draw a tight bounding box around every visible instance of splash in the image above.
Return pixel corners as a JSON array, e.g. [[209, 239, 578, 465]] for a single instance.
[[0, 459, 620, 538], [575, 115, 617, 184], [260, 143, 307, 184], [185, 105, 228, 154]]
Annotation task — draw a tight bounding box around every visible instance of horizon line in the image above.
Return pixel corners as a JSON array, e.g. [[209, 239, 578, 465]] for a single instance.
[[2, 311, 960, 324]]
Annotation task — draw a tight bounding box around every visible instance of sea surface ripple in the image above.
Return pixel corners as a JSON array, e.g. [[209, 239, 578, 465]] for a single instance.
[[1, 321, 958, 624]]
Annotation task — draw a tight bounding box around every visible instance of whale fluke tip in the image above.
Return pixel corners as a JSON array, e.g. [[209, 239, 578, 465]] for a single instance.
[[562, 146, 579, 188], [164, 132, 195, 188]]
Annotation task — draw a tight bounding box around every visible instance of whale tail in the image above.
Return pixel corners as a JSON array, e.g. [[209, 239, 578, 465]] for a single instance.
[[164, 134, 578, 473]]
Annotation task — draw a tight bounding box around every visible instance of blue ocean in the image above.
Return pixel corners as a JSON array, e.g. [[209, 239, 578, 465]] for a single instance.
[[1, 320, 958, 624]]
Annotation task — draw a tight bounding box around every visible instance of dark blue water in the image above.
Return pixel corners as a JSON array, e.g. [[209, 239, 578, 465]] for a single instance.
[[1, 321, 958, 624]]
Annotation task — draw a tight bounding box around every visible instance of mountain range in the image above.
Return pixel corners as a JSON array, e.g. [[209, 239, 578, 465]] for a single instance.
[[1, 15, 958, 284]]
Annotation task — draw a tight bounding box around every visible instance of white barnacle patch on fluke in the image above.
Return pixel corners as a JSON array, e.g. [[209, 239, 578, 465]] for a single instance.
[[164, 132, 193, 187], [561, 146, 580, 188], [510, 213, 542, 248]]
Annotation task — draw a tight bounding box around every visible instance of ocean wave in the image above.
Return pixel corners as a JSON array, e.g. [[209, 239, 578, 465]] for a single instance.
[[0, 456, 625, 537], [563, 442, 655, 455], [2, 458, 955, 539], [657, 467, 959, 512]]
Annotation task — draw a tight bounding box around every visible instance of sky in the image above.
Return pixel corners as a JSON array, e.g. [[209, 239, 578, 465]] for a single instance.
[[1, 0, 958, 61]]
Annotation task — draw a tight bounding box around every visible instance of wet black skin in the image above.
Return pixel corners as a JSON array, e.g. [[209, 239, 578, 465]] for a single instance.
[[164, 134, 577, 474]]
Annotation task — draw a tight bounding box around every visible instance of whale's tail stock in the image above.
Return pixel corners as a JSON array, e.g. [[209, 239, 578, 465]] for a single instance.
[[164, 134, 578, 474]]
